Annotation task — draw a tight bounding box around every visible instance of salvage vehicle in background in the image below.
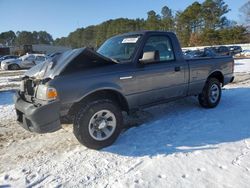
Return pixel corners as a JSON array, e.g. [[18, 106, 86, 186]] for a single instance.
[[184, 48, 216, 58], [229, 46, 242, 55], [0, 55, 19, 66], [14, 31, 234, 149], [209, 46, 231, 56], [1, 53, 48, 70], [234, 50, 250, 57]]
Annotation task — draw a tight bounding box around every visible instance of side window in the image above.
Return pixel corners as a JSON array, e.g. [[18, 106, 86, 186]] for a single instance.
[[26, 55, 35, 61], [143, 36, 174, 62], [36, 56, 45, 61]]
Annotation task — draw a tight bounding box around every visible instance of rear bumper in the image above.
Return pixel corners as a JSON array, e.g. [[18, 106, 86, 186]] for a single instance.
[[14, 92, 61, 133], [230, 76, 234, 83], [224, 73, 234, 85]]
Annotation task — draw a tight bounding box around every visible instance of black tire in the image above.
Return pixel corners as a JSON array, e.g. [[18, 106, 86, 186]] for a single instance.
[[73, 99, 123, 149], [8, 64, 20, 70], [198, 78, 222, 108]]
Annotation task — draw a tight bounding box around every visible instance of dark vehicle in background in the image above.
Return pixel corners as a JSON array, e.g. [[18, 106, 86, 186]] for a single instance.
[[229, 46, 242, 55], [14, 31, 234, 149], [0, 55, 19, 66], [210, 46, 230, 56], [184, 48, 216, 58]]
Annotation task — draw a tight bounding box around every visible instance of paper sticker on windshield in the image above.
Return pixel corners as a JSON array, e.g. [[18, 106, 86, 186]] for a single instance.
[[122, 37, 139, 43]]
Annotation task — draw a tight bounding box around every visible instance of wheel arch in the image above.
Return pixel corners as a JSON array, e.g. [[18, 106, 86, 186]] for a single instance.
[[7, 63, 20, 70], [68, 89, 130, 116], [207, 71, 224, 86]]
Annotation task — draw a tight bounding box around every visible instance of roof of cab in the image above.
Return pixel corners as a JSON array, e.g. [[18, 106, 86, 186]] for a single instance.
[[115, 30, 175, 37]]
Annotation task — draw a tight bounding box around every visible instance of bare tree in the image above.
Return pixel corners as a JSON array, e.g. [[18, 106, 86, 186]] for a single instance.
[[240, 1, 250, 28]]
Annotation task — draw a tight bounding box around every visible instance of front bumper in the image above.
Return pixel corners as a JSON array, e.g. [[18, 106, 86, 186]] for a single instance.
[[1, 63, 8, 70], [14, 92, 61, 133]]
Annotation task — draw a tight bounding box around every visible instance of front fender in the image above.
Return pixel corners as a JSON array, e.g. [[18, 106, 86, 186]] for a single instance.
[[77, 82, 124, 102]]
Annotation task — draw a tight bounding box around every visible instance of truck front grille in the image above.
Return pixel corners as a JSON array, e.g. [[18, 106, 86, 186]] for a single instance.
[[25, 79, 35, 96], [20, 78, 37, 102]]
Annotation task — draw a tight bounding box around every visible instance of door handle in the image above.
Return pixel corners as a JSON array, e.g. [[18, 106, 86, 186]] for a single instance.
[[175, 66, 181, 72]]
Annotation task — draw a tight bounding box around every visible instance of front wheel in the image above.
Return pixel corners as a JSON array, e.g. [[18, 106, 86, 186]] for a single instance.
[[198, 78, 222, 108], [8, 64, 20, 70], [73, 100, 123, 149]]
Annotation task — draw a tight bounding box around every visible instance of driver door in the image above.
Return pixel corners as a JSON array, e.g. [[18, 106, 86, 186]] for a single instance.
[[135, 35, 188, 106]]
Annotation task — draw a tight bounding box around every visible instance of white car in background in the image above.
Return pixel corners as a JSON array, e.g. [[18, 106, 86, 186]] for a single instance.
[[242, 50, 250, 57], [1, 54, 48, 70]]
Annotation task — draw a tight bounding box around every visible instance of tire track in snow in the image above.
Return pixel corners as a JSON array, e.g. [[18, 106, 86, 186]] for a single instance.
[[232, 140, 250, 172]]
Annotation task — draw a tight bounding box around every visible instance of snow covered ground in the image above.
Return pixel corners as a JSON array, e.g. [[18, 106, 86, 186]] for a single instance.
[[0, 59, 250, 187], [234, 58, 250, 73], [0, 69, 25, 91]]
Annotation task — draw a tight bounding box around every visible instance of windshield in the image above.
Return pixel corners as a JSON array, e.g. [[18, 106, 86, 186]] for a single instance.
[[97, 34, 141, 61]]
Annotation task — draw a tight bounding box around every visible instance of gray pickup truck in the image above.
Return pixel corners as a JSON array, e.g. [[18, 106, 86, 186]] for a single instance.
[[14, 31, 234, 149]]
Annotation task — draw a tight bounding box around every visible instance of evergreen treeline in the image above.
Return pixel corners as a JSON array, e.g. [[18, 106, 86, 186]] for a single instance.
[[0, 0, 249, 48], [54, 0, 249, 48], [0, 31, 53, 46]]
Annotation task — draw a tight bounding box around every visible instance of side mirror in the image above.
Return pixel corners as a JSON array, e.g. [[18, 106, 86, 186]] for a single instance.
[[139, 51, 159, 64]]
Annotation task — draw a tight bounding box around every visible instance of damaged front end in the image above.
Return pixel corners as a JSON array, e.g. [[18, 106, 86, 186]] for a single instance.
[[14, 48, 117, 133], [15, 74, 60, 133], [19, 47, 117, 104], [14, 86, 61, 133]]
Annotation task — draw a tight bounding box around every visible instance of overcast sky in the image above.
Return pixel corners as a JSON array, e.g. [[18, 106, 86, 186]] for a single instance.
[[0, 0, 247, 39]]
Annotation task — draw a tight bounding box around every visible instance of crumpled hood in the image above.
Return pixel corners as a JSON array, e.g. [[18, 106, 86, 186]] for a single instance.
[[25, 47, 116, 80]]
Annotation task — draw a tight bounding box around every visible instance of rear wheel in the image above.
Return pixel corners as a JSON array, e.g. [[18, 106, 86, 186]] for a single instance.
[[73, 99, 123, 149], [8, 64, 20, 70], [198, 78, 221, 108]]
